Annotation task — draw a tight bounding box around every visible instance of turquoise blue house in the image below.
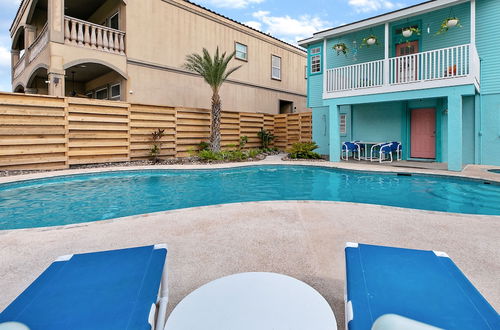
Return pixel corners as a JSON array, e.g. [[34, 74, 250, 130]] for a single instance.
[[299, 0, 500, 171]]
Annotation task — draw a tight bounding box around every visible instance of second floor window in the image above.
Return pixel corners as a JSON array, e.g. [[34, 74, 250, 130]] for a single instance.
[[272, 55, 281, 80], [235, 42, 248, 61], [310, 47, 321, 74], [311, 55, 321, 74]]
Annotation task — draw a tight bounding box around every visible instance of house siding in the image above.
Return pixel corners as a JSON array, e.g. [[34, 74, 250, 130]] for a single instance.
[[390, 3, 470, 54], [326, 26, 385, 69], [307, 42, 324, 108], [477, 0, 500, 95]]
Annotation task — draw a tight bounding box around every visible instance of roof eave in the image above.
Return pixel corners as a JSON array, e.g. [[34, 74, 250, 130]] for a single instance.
[[299, 0, 468, 47]]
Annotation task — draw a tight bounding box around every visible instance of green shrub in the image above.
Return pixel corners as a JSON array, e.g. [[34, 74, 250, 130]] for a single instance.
[[198, 149, 223, 161], [239, 136, 248, 149], [288, 141, 322, 159], [150, 128, 166, 163], [257, 129, 275, 149], [247, 149, 260, 158], [198, 141, 210, 151]]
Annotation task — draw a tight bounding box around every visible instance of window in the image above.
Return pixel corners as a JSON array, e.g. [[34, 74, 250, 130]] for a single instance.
[[339, 114, 347, 135], [95, 87, 108, 100], [310, 47, 321, 74], [109, 12, 119, 30], [110, 83, 121, 100], [235, 42, 248, 61], [310, 47, 321, 55], [271, 55, 281, 80]]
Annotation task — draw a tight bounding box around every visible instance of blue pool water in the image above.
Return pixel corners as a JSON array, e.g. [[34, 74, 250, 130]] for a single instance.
[[0, 165, 499, 230]]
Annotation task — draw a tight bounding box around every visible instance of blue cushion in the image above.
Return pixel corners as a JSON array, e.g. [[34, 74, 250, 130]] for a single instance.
[[0, 245, 167, 330], [345, 243, 499, 330]]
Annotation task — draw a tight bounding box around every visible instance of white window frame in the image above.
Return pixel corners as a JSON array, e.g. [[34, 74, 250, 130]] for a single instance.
[[95, 87, 108, 100], [311, 55, 321, 74], [339, 114, 347, 135], [271, 55, 281, 80], [310, 47, 321, 55], [110, 83, 121, 100], [235, 42, 248, 61]]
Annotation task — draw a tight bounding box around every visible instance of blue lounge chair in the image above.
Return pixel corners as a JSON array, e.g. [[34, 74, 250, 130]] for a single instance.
[[342, 142, 361, 161], [344, 243, 499, 330], [0, 245, 168, 330]]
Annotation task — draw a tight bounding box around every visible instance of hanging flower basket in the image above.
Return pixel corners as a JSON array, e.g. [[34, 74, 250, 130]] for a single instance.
[[446, 18, 459, 27], [333, 43, 348, 55], [361, 35, 379, 48], [436, 17, 462, 35], [402, 27, 421, 38]]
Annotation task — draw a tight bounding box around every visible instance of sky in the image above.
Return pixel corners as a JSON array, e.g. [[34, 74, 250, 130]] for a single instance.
[[0, 0, 425, 92]]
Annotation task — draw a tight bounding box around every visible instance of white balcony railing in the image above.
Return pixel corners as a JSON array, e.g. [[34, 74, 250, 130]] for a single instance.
[[28, 23, 48, 63], [325, 59, 384, 92], [64, 16, 125, 55], [325, 44, 479, 96]]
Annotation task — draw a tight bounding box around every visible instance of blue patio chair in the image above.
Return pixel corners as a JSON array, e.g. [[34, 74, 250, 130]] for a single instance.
[[390, 141, 402, 161], [344, 243, 500, 330], [370, 142, 390, 162], [342, 142, 361, 161], [0, 245, 169, 330]]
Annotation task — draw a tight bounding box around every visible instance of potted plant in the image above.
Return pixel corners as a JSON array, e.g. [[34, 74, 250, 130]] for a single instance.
[[361, 35, 379, 47], [437, 17, 461, 34], [402, 26, 420, 38], [333, 43, 348, 55]]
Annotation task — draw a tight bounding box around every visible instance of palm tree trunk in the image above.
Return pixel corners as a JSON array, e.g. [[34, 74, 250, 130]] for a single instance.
[[210, 92, 222, 151]]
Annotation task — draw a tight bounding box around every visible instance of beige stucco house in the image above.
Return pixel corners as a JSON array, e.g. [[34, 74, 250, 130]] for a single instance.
[[10, 0, 308, 114]]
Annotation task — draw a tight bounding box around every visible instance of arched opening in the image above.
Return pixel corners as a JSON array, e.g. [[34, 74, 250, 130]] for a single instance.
[[26, 66, 49, 95], [11, 27, 25, 60], [27, 0, 48, 34], [64, 62, 126, 101], [13, 84, 25, 94]]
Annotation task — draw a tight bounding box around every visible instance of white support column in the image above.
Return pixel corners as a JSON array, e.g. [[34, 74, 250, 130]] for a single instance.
[[323, 38, 327, 94], [384, 23, 390, 86], [470, 0, 476, 46]]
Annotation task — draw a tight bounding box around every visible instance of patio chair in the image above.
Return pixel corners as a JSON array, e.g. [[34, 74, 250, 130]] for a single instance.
[[369, 142, 390, 162], [0, 245, 169, 330], [344, 242, 499, 330], [342, 142, 361, 161], [391, 141, 402, 161]]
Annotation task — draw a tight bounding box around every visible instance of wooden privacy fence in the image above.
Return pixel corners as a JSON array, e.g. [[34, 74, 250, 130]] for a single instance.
[[0, 93, 312, 170]]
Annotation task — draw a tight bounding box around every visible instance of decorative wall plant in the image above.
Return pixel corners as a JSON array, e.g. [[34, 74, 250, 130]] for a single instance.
[[333, 43, 348, 55], [436, 17, 461, 34], [361, 35, 379, 47]]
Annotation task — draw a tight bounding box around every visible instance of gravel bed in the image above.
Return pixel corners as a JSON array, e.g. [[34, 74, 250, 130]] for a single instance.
[[0, 152, 280, 178]]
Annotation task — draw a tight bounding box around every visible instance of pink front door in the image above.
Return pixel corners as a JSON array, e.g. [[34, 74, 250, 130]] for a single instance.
[[410, 108, 436, 159]]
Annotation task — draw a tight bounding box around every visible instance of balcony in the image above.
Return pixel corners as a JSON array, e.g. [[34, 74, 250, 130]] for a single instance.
[[64, 16, 125, 55], [324, 44, 480, 98]]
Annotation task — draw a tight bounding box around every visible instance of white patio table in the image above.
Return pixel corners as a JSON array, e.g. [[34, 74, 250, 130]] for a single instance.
[[356, 141, 385, 160], [163, 272, 337, 330]]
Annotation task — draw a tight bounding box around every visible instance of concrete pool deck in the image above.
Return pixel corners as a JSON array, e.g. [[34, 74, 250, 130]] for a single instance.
[[0, 157, 499, 329]]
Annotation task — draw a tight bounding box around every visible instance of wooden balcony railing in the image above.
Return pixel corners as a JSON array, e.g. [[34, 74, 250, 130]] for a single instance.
[[64, 16, 125, 55], [325, 44, 479, 95]]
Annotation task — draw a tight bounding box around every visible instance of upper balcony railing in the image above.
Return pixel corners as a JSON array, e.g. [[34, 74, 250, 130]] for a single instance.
[[325, 44, 480, 97], [64, 16, 125, 55], [28, 23, 49, 63], [13, 54, 25, 79]]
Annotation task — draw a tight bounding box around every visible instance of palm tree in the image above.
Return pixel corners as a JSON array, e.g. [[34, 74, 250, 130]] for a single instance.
[[183, 47, 241, 152]]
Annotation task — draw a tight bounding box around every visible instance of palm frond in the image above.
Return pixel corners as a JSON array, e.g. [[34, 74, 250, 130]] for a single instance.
[[183, 47, 241, 91]]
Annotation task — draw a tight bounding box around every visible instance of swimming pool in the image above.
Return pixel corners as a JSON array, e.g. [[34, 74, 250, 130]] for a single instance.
[[1, 165, 499, 230]]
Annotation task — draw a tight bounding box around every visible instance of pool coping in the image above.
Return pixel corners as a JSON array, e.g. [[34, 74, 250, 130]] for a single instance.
[[1, 157, 500, 185], [1, 200, 497, 235]]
